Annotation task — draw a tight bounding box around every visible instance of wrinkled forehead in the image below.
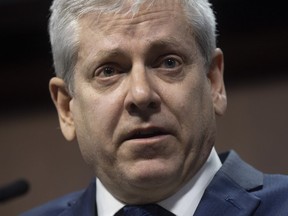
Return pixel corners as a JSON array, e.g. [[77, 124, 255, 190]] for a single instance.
[[78, 1, 188, 36], [75, 0, 200, 68], [77, 0, 185, 16]]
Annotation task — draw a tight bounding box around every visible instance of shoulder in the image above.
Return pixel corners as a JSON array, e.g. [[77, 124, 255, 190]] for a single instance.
[[263, 173, 288, 193], [254, 174, 288, 214], [20, 190, 84, 216], [20, 179, 97, 216], [219, 150, 288, 214]]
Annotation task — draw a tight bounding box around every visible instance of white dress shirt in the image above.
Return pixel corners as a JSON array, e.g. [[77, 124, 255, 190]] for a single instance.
[[96, 147, 222, 216]]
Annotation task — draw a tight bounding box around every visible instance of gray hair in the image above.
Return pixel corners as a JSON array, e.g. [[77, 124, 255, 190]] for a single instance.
[[49, 0, 217, 93]]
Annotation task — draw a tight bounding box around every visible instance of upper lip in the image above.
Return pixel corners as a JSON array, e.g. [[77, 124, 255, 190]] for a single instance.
[[121, 126, 171, 142]]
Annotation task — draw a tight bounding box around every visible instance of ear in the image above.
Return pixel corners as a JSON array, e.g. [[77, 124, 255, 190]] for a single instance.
[[49, 77, 76, 141], [207, 48, 227, 116]]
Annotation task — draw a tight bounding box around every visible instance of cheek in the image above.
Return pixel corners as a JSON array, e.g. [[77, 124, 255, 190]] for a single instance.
[[73, 89, 122, 134], [71, 92, 123, 166], [167, 76, 214, 138], [75, 117, 117, 171]]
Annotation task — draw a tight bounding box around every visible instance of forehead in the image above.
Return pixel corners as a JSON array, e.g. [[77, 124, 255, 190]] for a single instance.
[[73, 0, 203, 67], [78, 1, 191, 37]]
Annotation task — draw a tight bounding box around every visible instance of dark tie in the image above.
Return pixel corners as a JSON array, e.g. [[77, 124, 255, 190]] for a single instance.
[[115, 204, 176, 216]]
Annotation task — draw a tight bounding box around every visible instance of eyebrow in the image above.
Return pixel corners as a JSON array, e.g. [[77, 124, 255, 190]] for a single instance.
[[145, 37, 196, 64], [98, 37, 191, 54], [91, 36, 195, 65], [146, 36, 191, 52], [96, 49, 127, 59]]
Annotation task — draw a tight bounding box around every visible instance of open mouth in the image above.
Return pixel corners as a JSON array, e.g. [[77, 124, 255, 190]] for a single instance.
[[126, 128, 168, 140]]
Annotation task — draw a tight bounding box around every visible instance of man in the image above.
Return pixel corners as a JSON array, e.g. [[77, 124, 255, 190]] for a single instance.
[[21, 0, 288, 215]]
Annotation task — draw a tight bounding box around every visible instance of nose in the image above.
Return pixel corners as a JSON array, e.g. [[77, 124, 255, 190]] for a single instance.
[[124, 66, 161, 114]]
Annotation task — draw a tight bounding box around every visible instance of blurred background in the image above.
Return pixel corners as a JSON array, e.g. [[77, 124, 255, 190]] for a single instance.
[[0, 0, 288, 214]]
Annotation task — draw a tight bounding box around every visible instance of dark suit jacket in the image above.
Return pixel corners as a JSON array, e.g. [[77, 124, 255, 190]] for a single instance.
[[20, 151, 288, 216]]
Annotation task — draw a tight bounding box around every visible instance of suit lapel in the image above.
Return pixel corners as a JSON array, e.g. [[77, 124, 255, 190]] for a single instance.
[[194, 151, 263, 216], [59, 180, 97, 216]]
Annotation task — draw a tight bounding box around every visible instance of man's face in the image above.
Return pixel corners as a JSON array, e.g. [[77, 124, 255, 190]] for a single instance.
[[50, 1, 226, 204]]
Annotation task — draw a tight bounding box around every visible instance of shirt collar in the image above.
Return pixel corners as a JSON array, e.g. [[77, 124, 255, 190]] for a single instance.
[[96, 147, 221, 216], [159, 147, 222, 216]]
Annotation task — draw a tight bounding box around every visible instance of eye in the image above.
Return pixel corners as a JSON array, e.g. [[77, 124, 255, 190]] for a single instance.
[[95, 65, 123, 78], [154, 56, 182, 69], [102, 66, 116, 77], [162, 58, 179, 68]]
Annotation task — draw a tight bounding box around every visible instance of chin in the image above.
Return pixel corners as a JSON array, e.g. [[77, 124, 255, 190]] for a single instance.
[[126, 159, 181, 187]]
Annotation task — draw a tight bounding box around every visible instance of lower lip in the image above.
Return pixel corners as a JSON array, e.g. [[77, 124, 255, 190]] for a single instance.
[[124, 134, 171, 145]]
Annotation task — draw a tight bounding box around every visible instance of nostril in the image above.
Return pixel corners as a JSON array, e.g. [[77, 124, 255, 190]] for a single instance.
[[126, 101, 160, 117], [129, 103, 138, 113], [148, 101, 160, 109]]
